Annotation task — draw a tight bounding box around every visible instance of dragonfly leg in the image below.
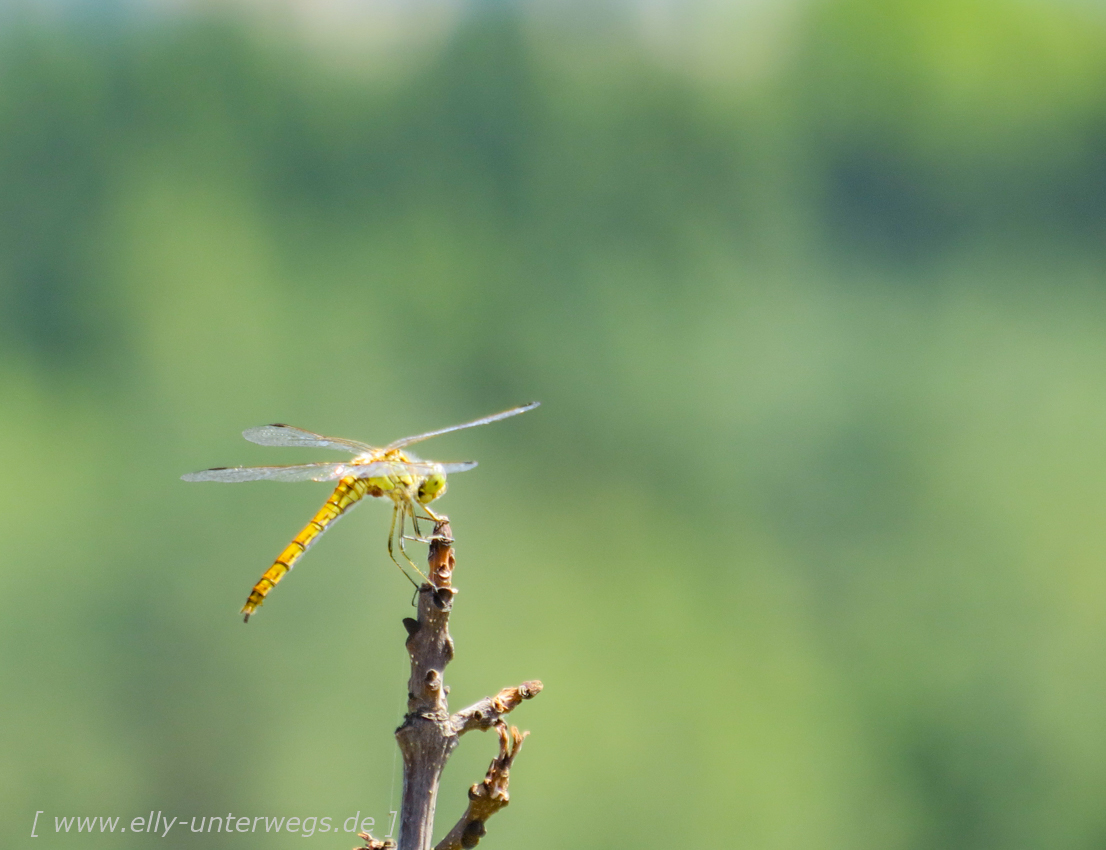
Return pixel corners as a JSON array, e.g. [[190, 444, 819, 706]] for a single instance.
[[387, 503, 421, 589], [422, 502, 445, 522], [414, 501, 452, 543], [401, 514, 441, 544], [401, 492, 446, 543], [401, 525, 447, 544], [396, 500, 429, 582], [409, 505, 424, 541]]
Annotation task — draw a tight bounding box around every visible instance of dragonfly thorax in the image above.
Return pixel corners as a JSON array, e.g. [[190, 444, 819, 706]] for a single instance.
[[351, 450, 447, 506]]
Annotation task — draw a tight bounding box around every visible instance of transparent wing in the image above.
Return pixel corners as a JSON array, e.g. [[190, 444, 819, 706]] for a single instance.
[[349, 460, 479, 478], [182, 462, 365, 483], [385, 401, 540, 451], [182, 459, 478, 483], [242, 424, 376, 454]]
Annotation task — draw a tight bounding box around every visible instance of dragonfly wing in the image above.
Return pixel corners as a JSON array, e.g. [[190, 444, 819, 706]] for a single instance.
[[384, 401, 540, 451], [432, 461, 479, 474], [242, 424, 376, 454], [182, 462, 363, 483], [346, 460, 478, 479]]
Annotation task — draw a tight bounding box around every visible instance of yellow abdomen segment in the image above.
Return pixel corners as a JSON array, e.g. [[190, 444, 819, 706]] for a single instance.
[[241, 476, 378, 621]]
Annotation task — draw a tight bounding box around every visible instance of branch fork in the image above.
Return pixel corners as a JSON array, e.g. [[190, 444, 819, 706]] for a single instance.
[[434, 724, 529, 850], [380, 521, 541, 850]]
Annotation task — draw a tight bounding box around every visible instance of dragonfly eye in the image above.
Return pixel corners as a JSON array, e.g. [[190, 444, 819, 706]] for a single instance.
[[417, 473, 447, 504]]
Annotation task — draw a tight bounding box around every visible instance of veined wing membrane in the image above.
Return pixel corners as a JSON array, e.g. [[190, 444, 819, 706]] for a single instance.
[[357, 460, 478, 477], [182, 462, 363, 483], [243, 424, 375, 454], [182, 459, 477, 483], [385, 401, 540, 451]]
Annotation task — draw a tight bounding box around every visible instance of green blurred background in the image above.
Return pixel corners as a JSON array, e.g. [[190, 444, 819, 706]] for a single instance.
[[4, 0, 1106, 847]]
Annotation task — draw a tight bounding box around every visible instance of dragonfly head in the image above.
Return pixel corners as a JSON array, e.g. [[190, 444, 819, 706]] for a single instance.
[[416, 472, 447, 505]]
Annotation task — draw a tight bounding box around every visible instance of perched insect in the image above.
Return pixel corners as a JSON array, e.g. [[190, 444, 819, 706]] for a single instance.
[[183, 402, 539, 621]]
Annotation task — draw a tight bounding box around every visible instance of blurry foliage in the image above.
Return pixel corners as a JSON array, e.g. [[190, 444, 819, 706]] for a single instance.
[[795, 0, 1106, 256], [2, 2, 1106, 849]]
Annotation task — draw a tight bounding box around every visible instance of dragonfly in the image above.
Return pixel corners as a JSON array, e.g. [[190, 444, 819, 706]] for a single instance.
[[183, 402, 539, 621]]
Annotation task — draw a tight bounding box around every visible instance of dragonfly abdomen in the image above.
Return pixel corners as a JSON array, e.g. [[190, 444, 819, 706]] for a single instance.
[[241, 476, 378, 621]]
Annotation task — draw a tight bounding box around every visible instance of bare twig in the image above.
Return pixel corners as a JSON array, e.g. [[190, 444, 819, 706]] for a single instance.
[[395, 522, 458, 850], [433, 725, 528, 850], [394, 521, 540, 850], [450, 681, 543, 736]]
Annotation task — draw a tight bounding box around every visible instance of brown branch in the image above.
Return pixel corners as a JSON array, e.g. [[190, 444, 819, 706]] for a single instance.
[[433, 725, 529, 850], [394, 520, 540, 850], [450, 681, 544, 736], [395, 522, 458, 850]]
